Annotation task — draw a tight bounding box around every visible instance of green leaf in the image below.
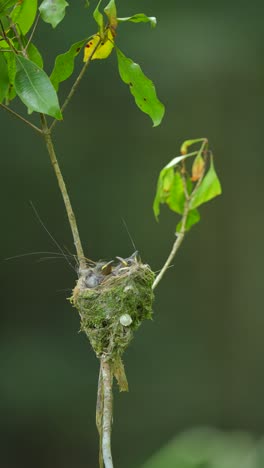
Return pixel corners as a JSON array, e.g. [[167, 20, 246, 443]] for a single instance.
[[104, 0, 117, 29], [14, 55, 62, 119], [0, 39, 11, 49], [180, 138, 206, 155], [153, 167, 174, 220], [116, 48, 165, 127], [117, 14, 157, 28], [11, 0, 37, 35], [4, 51, 16, 101], [190, 155, 222, 209], [167, 172, 185, 215], [176, 209, 200, 233], [0, 53, 9, 102], [93, 0, 104, 35], [0, 0, 17, 17], [27, 43, 44, 68], [39, 0, 69, 28], [50, 39, 86, 91], [164, 153, 195, 170]]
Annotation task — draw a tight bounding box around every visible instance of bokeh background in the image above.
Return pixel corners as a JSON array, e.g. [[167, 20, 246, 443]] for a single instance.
[[1, 0, 264, 467]]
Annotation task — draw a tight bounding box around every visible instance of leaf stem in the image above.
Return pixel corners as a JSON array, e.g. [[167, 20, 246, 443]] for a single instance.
[[101, 357, 114, 468], [40, 113, 86, 269], [0, 103, 42, 133]]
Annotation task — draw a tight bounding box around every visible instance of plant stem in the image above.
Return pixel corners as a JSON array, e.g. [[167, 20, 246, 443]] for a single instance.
[[0, 103, 42, 133], [152, 200, 189, 291], [96, 363, 104, 468], [101, 357, 114, 468], [40, 113, 86, 269]]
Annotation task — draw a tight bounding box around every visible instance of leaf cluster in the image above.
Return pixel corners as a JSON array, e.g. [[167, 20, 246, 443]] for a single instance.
[[153, 139, 222, 233], [0, 0, 165, 126]]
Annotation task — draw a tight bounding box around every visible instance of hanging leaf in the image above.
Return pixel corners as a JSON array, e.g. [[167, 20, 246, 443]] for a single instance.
[[14, 55, 62, 119], [116, 47, 164, 127], [0, 53, 9, 102], [153, 167, 174, 220], [191, 154, 205, 181], [153, 152, 195, 220], [39, 0, 69, 28], [4, 51, 16, 101], [164, 152, 194, 170], [83, 29, 114, 62], [190, 155, 222, 209], [0, 0, 17, 17], [117, 14, 157, 28], [50, 39, 86, 91], [166, 172, 185, 215], [11, 0, 37, 35], [27, 43, 44, 69], [104, 0, 117, 30], [180, 138, 206, 155], [176, 209, 200, 233], [93, 0, 104, 35]]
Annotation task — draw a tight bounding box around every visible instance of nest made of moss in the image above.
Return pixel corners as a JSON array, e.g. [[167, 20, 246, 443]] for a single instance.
[[70, 254, 155, 367]]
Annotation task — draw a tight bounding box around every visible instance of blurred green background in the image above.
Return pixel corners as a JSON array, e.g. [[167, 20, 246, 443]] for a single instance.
[[1, 0, 264, 467]]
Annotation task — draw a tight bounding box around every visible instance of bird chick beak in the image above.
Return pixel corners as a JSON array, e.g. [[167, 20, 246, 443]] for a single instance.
[[116, 256, 128, 266]]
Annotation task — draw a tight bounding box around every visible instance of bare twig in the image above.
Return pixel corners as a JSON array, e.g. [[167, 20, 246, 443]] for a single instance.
[[152, 201, 189, 290], [0, 103, 42, 134], [40, 114, 86, 269], [101, 357, 114, 468]]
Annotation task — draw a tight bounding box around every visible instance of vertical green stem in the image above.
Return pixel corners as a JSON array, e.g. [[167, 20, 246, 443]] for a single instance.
[[40, 114, 86, 270]]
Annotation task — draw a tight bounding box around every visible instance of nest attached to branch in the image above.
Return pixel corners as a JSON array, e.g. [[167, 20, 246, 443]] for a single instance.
[[69, 253, 155, 390]]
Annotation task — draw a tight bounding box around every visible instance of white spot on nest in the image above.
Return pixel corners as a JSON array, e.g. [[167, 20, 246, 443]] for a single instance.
[[119, 314, 132, 326]]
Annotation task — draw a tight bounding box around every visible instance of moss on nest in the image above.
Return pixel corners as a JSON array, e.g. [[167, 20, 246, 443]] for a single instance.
[[69, 256, 154, 388]]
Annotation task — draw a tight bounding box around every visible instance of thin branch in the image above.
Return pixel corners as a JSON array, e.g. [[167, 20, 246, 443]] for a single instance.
[[152, 200, 189, 291], [8, 18, 27, 57], [0, 103, 42, 134], [25, 13, 40, 51], [49, 39, 101, 132], [101, 357, 114, 468], [40, 113, 86, 269], [96, 363, 104, 468], [0, 19, 18, 54], [153, 138, 209, 290]]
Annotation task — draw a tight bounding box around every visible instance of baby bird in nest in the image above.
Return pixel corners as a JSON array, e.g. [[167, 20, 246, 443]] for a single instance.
[[79, 252, 140, 289]]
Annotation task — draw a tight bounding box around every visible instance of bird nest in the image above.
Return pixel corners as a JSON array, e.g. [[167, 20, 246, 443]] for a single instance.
[[69, 253, 155, 390]]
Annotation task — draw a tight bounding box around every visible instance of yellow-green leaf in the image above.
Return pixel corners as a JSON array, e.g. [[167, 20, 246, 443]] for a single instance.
[[104, 0, 117, 30], [83, 29, 114, 62]]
